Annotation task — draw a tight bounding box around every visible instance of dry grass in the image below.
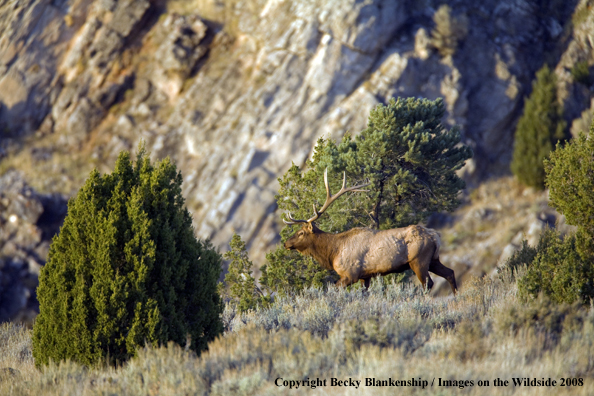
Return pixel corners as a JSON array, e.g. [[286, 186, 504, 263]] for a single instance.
[[1, 271, 593, 395]]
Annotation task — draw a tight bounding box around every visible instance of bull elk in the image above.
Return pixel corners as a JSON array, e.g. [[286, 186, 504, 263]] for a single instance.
[[283, 169, 457, 295]]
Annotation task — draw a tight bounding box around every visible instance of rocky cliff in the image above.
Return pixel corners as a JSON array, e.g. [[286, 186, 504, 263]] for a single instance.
[[0, 171, 67, 323], [1, 0, 593, 320]]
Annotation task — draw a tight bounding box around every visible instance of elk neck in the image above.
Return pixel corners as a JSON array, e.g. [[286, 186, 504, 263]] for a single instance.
[[301, 231, 341, 271]]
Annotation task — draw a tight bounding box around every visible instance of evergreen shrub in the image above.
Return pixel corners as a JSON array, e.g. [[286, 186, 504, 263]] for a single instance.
[[510, 65, 565, 189], [545, 130, 594, 242], [516, 124, 594, 305], [517, 229, 592, 305], [498, 240, 537, 280], [221, 233, 269, 313], [32, 145, 223, 367]]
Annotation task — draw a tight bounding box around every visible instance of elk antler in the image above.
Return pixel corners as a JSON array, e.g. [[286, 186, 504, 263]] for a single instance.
[[282, 168, 370, 225]]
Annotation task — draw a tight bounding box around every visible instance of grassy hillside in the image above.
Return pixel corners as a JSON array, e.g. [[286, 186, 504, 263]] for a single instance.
[[1, 269, 593, 395], [432, 176, 575, 294]]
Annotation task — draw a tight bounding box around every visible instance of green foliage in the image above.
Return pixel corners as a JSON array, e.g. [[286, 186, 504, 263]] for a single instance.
[[345, 97, 473, 229], [260, 243, 335, 295], [517, 228, 594, 305], [32, 145, 223, 367], [571, 61, 593, 87], [261, 97, 472, 295], [222, 234, 269, 312], [498, 240, 537, 279], [545, 129, 594, 240], [511, 65, 566, 189], [513, 122, 594, 305], [534, 126, 594, 305]]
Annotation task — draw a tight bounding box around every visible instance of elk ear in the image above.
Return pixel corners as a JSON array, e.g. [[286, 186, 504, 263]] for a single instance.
[[306, 222, 314, 233]]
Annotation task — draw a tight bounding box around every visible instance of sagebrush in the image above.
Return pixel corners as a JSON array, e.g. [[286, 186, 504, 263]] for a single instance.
[[2, 273, 594, 395]]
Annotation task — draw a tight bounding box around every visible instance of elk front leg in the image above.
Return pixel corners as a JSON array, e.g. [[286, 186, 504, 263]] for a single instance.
[[336, 276, 357, 287]]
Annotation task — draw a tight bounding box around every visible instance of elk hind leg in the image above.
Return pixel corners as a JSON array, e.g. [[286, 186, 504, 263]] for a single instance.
[[337, 276, 357, 288], [429, 259, 457, 295]]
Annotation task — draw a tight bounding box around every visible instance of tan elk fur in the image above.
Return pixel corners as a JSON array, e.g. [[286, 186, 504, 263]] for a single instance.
[[285, 222, 457, 294]]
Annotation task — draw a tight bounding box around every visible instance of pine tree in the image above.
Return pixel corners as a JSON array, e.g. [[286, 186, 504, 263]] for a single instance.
[[222, 234, 269, 312], [261, 97, 472, 294], [32, 144, 223, 367], [511, 65, 565, 189]]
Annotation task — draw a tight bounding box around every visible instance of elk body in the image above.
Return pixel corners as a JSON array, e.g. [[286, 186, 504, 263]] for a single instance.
[[283, 170, 457, 294]]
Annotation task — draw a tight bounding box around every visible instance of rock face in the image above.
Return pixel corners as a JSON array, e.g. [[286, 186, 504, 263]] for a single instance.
[[0, 171, 67, 324], [0, 0, 593, 285]]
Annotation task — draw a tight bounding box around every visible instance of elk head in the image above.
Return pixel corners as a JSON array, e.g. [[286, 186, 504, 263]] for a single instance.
[[283, 168, 369, 251], [284, 222, 323, 252]]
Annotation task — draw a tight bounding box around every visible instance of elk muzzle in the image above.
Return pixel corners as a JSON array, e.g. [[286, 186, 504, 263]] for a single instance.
[[284, 239, 295, 250]]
